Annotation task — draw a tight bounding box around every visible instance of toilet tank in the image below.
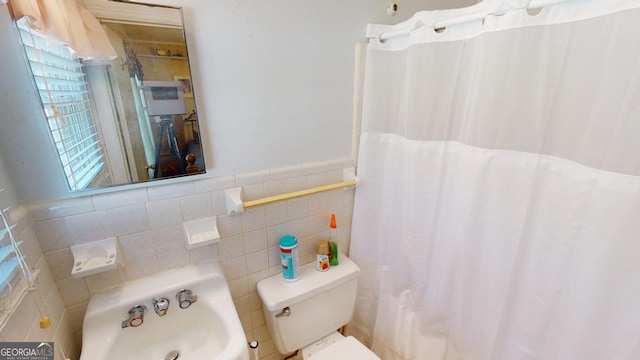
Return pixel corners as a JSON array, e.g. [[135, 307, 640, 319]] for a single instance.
[[257, 254, 360, 354]]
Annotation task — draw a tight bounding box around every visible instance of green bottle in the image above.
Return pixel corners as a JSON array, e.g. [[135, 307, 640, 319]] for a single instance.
[[329, 213, 339, 266]]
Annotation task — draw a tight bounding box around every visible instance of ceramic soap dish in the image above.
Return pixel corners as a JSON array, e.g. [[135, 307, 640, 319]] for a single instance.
[[70, 237, 121, 278], [183, 216, 220, 250]]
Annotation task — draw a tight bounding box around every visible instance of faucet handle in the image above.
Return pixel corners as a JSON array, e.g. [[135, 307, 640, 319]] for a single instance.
[[153, 297, 170, 316], [176, 289, 198, 309], [122, 305, 147, 328]]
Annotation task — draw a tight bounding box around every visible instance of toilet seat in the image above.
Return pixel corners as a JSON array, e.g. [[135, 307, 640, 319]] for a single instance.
[[305, 336, 380, 360]]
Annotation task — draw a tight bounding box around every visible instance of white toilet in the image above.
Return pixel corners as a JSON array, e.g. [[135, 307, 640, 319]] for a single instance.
[[257, 254, 380, 359]]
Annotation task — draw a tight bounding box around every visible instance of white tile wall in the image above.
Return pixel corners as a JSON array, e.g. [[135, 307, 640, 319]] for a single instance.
[[147, 198, 182, 227], [92, 188, 148, 210], [30, 197, 95, 221], [0, 207, 81, 360], [180, 194, 213, 221], [193, 175, 235, 193], [29, 159, 356, 360]]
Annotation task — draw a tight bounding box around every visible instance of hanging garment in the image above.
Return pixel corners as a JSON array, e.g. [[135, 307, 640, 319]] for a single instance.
[[9, 0, 116, 60]]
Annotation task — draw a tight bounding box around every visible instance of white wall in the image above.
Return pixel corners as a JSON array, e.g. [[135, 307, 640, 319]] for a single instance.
[[0, 0, 477, 204], [0, 5, 68, 205], [180, 0, 478, 175], [0, 153, 18, 209]]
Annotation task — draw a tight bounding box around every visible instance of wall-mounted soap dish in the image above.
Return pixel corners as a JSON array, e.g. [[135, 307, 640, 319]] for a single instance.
[[183, 216, 220, 250], [70, 237, 121, 278]]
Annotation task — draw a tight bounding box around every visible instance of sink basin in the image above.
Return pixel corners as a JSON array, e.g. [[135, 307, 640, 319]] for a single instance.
[[80, 262, 249, 360]]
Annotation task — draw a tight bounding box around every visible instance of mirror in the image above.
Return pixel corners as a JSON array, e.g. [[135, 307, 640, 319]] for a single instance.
[[13, 0, 205, 192]]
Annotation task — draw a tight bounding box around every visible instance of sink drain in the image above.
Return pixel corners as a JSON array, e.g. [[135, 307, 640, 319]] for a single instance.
[[165, 350, 180, 360]]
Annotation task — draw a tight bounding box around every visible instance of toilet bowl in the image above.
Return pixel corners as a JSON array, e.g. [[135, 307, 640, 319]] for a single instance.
[[257, 254, 379, 360]]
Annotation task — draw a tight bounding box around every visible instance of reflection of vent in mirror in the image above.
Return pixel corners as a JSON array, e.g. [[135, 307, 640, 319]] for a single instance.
[[142, 81, 187, 116], [14, 1, 205, 191]]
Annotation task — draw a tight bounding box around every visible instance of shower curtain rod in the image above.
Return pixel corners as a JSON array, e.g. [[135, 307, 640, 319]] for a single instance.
[[371, 0, 573, 41]]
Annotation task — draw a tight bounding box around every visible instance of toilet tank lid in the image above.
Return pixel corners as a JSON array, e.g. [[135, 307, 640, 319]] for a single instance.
[[257, 253, 360, 312]]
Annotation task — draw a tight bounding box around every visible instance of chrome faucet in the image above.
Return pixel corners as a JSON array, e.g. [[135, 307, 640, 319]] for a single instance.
[[121, 305, 147, 328], [176, 289, 198, 309], [153, 297, 170, 316]]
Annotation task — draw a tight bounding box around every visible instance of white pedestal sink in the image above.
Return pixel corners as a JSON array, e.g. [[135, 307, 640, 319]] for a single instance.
[[80, 262, 249, 360]]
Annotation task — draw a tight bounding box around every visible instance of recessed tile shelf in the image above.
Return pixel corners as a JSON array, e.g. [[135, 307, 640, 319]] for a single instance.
[[183, 216, 220, 250]]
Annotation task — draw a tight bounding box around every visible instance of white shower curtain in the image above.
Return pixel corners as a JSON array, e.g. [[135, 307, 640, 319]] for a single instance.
[[349, 1, 640, 359]]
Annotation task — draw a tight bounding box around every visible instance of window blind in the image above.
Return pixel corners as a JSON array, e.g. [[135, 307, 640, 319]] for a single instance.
[[17, 19, 107, 191]]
